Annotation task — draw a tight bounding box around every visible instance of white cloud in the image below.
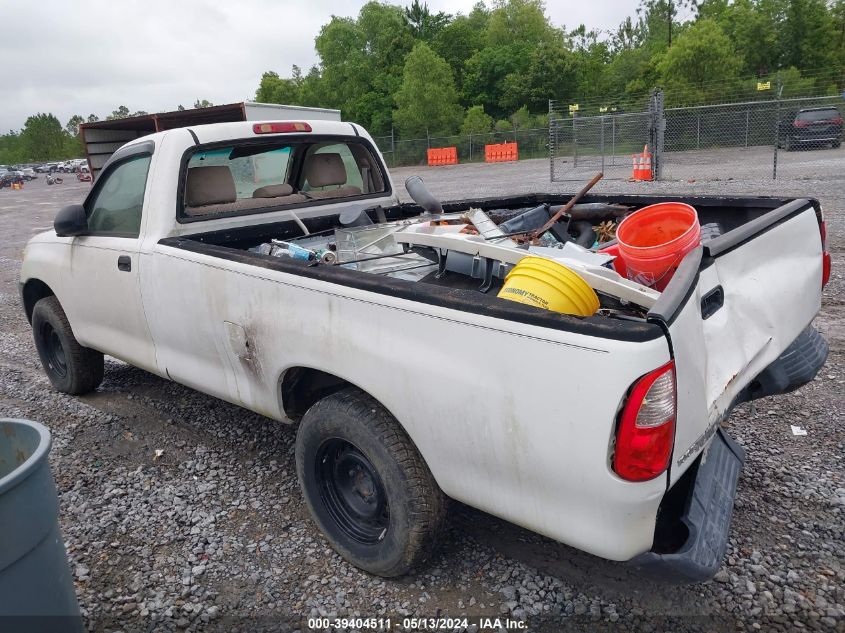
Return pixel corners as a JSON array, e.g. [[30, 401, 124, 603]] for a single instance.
[[0, 0, 636, 132]]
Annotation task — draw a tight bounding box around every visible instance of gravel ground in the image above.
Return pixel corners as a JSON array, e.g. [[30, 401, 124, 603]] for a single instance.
[[1, 167, 843, 633]]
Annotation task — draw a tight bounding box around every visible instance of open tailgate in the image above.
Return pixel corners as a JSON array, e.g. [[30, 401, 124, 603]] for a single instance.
[[648, 199, 824, 485]]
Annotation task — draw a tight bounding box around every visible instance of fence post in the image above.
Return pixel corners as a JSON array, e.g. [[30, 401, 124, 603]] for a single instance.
[[649, 89, 665, 180], [549, 100, 555, 182], [773, 78, 782, 180], [426, 128, 430, 150], [611, 115, 616, 166], [572, 112, 578, 169], [745, 110, 750, 148], [697, 114, 700, 150], [600, 115, 606, 173]]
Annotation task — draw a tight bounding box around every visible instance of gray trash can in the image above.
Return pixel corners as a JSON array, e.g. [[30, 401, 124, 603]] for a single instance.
[[0, 419, 83, 632]]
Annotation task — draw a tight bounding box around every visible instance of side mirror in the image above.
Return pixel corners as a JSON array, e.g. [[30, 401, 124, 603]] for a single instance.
[[54, 204, 88, 237]]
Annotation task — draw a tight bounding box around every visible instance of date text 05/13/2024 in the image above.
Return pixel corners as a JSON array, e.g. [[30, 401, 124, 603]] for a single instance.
[[306, 616, 528, 630]]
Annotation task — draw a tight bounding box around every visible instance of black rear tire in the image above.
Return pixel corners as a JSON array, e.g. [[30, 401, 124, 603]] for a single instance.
[[295, 387, 447, 577], [31, 296, 104, 395]]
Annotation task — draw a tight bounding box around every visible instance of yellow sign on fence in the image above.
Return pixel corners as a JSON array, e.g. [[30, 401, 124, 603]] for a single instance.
[[599, 106, 608, 113], [568, 104, 579, 113], [757, 81, 771, 91]]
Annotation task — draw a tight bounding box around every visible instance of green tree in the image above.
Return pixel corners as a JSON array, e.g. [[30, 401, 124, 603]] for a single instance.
[[494, 118, 513, 132], [460, 105, 494, 134], [636, 0, 696, 49], [781, 0, 839, 71], [393, 42, 463, 137], [698, 0, 778, 75], [509, 105, 532, 129], [248, 0, 845, 136], [403, 0, 450, 40], [256, 70, 301, 104], [0, 131, 24, 164], [612, 16, 644, 51], [313, 2, 414, 133], [107, 105, 131, 120], [462, 44, 530, 118], [500, 41, 576, 112], [63, 134, 84, 158], [297, 66, 330, 107], [20, 113, 67, 161], [66, 115, 84, 137], [432, 4, 489, 92], [486, 0, 560, 47], [532, 112, 549, 128], [570, 26, 615, 103], [193, 99, 214, 109], [86, 114, 99, 122], [657, 18, 743, 104]]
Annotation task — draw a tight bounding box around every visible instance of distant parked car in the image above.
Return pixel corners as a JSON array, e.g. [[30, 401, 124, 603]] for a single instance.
[[778, 107, 843, 151], [22, 168, 37, 181], [76, 167, 91, 182], [35, 164, 51, 173], [0, 171, 24, 188]]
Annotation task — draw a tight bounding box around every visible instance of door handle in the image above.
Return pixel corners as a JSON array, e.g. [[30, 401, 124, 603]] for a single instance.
[[701, 285, 724, 319], [117, 255, 132, 272]]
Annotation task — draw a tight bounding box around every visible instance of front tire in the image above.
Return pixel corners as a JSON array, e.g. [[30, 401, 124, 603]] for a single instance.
[[31, 296, 104, 394], [295, 387, 447, 577]]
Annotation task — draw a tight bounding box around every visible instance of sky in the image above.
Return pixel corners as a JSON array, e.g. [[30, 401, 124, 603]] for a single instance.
[[0, 0, 638, 133]]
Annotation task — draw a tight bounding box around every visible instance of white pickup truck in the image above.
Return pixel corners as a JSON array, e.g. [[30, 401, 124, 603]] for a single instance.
[[20, 120, 830, 581]]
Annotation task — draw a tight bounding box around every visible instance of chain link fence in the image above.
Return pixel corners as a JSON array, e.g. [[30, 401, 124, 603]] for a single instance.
[[371, 128, 550, 169], [549, 96, 655, 181], [662, 95, 844, 181], [550, 92, 844, 182], [549, 110, 653, 181]]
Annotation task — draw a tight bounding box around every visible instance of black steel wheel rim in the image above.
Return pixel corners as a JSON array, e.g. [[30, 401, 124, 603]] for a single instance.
[[315, 438, 389, 545], [42, 323, 67, 378]]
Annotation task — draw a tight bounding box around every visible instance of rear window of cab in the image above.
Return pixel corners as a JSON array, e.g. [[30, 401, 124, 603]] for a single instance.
[[179, 139, 388, 221]]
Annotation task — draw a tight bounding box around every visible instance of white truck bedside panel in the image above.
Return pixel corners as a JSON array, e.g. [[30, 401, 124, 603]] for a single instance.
[[144, 242, 672, 560]]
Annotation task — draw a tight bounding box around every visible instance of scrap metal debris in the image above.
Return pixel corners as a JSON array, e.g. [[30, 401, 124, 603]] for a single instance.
[[594, 220, 617, 243]]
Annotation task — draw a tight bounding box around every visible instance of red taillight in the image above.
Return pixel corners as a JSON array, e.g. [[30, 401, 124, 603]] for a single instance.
[[252, 122, 312, 134], [831, 117, 843, 125], [820, 218, 831, 288], [793, 120, 809, 128], [613, 361, 676, 482]]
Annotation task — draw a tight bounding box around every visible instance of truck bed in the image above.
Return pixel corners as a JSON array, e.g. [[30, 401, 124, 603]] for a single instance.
[[159, 192, 812, 342]]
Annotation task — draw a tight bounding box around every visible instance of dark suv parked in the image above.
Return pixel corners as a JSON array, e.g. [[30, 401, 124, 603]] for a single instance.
[[0, 171, 24, 188], [778, 107, 842, 151]]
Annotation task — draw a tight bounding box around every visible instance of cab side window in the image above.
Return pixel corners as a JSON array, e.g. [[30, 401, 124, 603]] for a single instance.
[[86, 155, 152, 237]]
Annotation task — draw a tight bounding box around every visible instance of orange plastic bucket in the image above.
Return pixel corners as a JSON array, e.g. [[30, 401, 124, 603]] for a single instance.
[[616, 202, 700, 290]]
